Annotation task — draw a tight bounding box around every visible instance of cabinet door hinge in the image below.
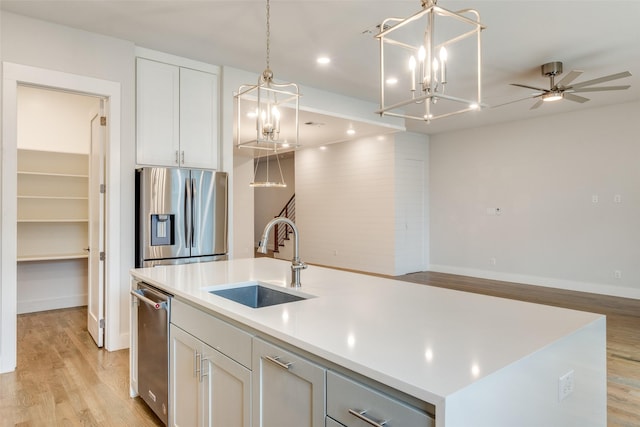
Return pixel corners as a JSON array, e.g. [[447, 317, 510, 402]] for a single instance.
[[99, 252, 105, 261], [100, 184, 106, 194], [100, 116, 107, 126], [99, 318, 105, 328]]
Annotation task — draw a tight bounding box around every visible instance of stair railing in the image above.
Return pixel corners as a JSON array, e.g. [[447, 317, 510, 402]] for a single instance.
[[273, 194, 295, 253]]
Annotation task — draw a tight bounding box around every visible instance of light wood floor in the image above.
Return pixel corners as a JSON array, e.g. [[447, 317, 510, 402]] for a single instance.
[[0, 307, 163, 426], [2, 271, 639, 426]]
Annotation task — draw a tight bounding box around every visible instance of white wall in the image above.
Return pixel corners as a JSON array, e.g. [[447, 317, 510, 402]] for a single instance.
[[296, 136, 397, 275], [429, 101, 640, 298], [295, 132, 428, 276], [17, 85, 98, 154], [233, 151, 255, 259]]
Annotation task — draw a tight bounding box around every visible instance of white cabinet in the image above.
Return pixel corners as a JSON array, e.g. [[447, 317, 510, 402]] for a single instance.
[[252, 337, 326, 427], [17, 149, 89, 261], [170, 300, 252, 427], [136, 57, 219, 169], [165, 299, 433, 427], [170, 324, 251, 427], [326, 371, 434, 427]]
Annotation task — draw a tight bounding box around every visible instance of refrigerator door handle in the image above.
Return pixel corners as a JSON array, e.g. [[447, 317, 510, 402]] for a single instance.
[[191, 177, 197, 248], [185, 177, 193, 248]]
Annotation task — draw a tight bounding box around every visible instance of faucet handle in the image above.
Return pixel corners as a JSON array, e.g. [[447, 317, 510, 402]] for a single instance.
[[292, 260, 307, 271]]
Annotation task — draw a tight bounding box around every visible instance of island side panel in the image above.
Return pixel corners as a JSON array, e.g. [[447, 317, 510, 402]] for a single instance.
[[440, 316, 606, 427]]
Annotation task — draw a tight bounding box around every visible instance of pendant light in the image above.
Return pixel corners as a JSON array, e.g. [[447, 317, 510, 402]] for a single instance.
[[250, 151, 287, 188], [375, 0, 486, 122], [235, 0, 300, 156]]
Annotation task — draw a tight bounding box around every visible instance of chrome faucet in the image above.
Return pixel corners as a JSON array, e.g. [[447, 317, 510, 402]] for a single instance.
[[258, 217, 307, 288]]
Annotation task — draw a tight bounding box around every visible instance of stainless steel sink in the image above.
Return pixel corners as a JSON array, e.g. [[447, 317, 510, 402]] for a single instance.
[[210, 283, 307, 308]]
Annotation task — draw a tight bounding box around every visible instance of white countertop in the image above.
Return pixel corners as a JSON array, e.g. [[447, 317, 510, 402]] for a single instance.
[[130, 257, 604, 408]]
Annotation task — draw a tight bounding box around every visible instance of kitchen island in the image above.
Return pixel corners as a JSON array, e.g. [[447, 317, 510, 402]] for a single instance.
[[130, 257, 606, 427]]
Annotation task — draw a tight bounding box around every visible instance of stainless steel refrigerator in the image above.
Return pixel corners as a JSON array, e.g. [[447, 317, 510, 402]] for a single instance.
[[135, 167, 228, 268]]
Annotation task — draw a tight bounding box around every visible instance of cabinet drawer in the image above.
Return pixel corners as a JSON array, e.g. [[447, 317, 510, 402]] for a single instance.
[[327, 371, 434, 427], [253, 337, 326, 427], [171, 299, 252, 368]]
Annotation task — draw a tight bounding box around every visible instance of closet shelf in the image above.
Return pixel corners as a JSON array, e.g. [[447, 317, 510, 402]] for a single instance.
[[18, 219, 89, 223], [17, 149, 90, 262], [18, 195, 89, 201], [18, 253, 89, 262], [17, 170, 88, 178]]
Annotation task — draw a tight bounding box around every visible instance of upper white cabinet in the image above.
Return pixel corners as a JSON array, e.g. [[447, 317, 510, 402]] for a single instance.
[[136, 56, 219, 169]]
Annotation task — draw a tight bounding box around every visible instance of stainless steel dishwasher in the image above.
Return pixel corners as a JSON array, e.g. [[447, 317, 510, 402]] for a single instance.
[[131, 282, 172, 425]]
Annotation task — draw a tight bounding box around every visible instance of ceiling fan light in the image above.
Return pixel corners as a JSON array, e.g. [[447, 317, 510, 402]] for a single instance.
[[542, 92, 563, 102]]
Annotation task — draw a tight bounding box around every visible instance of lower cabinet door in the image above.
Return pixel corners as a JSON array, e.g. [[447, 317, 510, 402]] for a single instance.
[[201, 343, 251, 427], [170, 324, 201, 427], [170, 324, 252, 427], [253, 337, 326, 427]]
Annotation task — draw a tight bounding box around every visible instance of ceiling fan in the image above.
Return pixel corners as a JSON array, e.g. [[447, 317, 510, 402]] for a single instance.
[[508, 61, 632, 109]]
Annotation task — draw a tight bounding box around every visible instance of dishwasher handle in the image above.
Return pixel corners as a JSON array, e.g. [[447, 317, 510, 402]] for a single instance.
[[131, 289, 167, 310]]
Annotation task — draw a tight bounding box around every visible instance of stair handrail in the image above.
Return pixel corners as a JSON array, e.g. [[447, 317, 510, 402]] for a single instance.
[[273, 194, 295, 253]]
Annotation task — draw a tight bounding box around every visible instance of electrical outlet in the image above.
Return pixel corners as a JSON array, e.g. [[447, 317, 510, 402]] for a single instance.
[[614, 270, 622, 279], [490, 257, 497, 265], [559, 370, 575, 401], [592, 195, 599, 203]]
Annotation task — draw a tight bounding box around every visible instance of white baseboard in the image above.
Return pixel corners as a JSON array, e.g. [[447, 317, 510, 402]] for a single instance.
[[17, 294, 87, 314], [428, 264, 640, 300]]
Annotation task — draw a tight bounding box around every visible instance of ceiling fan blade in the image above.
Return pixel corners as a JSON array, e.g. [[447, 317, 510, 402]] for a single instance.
[[555, 70, 583, 89], [530, 99, 544, 110], [566, 71, 632, 90], [564, 93, 590, 103], [490, 96, 538, 108], [571, 85, 631, 93], [510, 83, 548, 92]]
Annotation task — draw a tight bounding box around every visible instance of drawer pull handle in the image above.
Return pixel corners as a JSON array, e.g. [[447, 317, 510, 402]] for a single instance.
[[348, 409, 388, 427], [265, 355, 292, 370]]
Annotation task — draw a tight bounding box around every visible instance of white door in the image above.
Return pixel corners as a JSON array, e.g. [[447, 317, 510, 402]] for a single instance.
[[397, 159, 425, 274], [87, 104, 106, 347]]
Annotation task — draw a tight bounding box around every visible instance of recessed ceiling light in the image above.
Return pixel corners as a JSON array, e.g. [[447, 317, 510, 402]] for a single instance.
[[319, 146, 327, 150], [386, 77, 398, 85], [317, 56, 331, 65], [347, 128, 356, 136]]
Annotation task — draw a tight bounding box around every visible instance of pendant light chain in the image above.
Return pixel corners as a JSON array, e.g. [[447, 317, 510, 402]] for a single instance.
[[265, 0, 271, 72]]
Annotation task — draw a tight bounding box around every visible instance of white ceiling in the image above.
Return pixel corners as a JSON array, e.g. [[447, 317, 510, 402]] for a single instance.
[[3, 0, 639, 143]]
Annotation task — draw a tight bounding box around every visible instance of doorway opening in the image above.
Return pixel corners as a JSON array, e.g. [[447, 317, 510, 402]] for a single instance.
[[16, 85, 105, 345]]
